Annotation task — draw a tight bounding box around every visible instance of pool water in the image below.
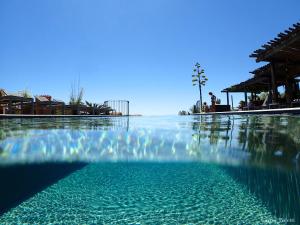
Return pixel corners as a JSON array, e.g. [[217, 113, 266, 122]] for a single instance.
[[0, 115, 299, 224]]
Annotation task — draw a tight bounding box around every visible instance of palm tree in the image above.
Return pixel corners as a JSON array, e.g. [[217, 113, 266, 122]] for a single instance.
[[192, 62, 208, 112], [85, 101, 98, 115]]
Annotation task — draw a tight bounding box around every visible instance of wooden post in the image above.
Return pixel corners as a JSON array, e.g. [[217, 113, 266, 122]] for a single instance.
[[267, 77, 272, 108], [295, 81, 300, 100], [231, 95, 233, 110], [31, 100, 34, 114], [270, 62, 278, 103], [285, 78, 293, 105], [62, 103, 65, 115], [226, 91, 229, 105], [50, 101, 53, 115], [20, 101, 23, 114], [244, 92, 248, 106], [8, 100, 12, 114]]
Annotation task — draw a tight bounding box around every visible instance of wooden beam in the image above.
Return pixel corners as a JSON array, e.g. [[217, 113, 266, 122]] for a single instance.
[[50, 101, 53, 115], [270, 62, 279, 102], [31, 100, 34, 114], [226, 91, 229, 105], [256, 34, 300, 62], [20, 101, 23, 114], [8, 100, 12, 114], [285, 78, 294, 105]]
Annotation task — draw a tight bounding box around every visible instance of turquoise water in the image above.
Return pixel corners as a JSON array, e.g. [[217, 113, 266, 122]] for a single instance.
[[0, 115, 299, 224]]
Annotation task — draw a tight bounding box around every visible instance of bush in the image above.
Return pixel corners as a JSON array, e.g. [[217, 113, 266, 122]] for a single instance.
[[178, 110, 188, 115]]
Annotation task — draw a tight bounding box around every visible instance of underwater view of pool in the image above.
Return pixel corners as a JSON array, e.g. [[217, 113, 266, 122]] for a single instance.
[[0, 115, 299, 224]]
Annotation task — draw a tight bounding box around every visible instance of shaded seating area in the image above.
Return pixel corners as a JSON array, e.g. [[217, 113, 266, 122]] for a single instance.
[[0, 88, 129, 116], [35, 95, 65, 115], [0, 89, 34, 114], [0, 96, 34, 114], [223, 22, 300, 110]]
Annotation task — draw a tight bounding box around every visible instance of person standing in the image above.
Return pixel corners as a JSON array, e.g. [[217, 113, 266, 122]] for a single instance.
[[209, 92, 216, 112]]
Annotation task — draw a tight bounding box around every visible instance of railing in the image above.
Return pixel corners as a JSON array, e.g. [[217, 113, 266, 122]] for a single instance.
[[104, 100, 129, 116]]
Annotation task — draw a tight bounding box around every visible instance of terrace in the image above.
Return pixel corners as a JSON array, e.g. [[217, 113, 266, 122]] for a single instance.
[[222, 22, 300, 111], [0, 89, 130, 117]]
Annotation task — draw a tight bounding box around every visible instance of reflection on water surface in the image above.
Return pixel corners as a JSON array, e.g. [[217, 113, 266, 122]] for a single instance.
[[0, 115, 299, 170], [0, 115, 299, 224]]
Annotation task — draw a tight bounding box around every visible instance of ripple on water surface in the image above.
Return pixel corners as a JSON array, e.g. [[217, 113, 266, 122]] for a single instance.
[[0, 163, 278, 224]]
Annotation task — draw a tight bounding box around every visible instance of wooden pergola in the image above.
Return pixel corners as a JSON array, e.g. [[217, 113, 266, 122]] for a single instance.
[[222, 76, 270, 106], [34, 96, 66, 115], [250, 22, 300, 63], [0, 95, 34, 114], [223, 22, 300, 107]]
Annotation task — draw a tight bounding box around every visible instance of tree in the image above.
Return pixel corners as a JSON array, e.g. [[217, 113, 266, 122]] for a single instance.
[[178, 110, 187, 115], [192, 63, 208, 112]]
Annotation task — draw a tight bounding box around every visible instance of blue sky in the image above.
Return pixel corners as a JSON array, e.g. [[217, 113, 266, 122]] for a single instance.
[[0, 0, 299, 115]]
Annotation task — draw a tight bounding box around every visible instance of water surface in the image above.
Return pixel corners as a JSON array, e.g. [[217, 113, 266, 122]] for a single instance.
[[0, 115, 299, 224]]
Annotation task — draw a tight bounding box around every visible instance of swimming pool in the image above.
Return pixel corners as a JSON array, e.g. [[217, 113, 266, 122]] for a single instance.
[[0, 115, 299, 224]]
